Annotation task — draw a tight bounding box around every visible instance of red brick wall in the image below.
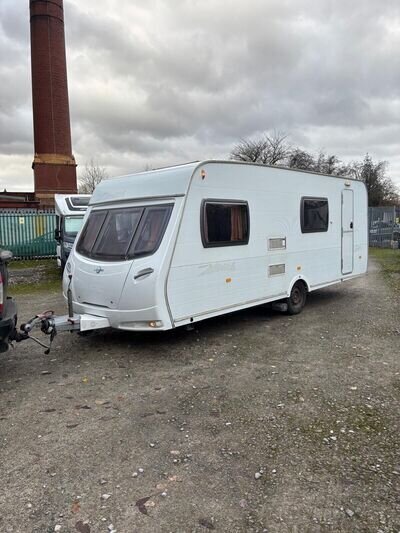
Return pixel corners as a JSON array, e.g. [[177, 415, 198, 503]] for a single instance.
[[0, 192, 40, 209], [34, 162, 77, 196]]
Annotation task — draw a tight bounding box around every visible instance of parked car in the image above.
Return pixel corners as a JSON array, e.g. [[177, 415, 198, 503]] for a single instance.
[[0, 249, 17, 353]]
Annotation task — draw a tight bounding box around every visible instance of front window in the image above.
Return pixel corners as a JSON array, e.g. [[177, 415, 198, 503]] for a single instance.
[[133, 206, 173, 257], [77, 204, 173, 261], [77, 211, 107, 256], [64, 216, 85, 238], [94, 208, 143, 259], [201, 200, 249, 247]]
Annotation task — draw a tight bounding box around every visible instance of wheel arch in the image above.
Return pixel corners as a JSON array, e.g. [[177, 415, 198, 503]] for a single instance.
[[287, 275, 310, 297]]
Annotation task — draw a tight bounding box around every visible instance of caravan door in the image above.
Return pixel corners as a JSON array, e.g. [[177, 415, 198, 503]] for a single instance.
[[341, 189, 354, 275]]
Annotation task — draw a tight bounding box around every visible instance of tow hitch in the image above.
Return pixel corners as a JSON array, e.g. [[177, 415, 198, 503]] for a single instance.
[[17, 311, 110, 354], [13, 275, 109, 354], [20, 310, 81, 354]]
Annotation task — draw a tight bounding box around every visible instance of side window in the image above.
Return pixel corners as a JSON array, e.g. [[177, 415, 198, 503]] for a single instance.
[[201, 200, 249, 247], [301, 197, 329, 233]]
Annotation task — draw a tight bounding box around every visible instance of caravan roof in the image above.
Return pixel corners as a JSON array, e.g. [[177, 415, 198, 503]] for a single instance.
[[90, 162, 199, 206], [90, 159, 363, 207]]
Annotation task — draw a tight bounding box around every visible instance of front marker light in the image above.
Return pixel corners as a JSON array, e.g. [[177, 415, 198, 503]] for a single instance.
[[119, 321, 164, 330], [148, 321, 163, 328]]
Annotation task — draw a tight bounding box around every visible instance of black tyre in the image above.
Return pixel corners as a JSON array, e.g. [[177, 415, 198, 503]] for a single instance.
[[286, 281, 307, 315], [0, 341, 9, 353]]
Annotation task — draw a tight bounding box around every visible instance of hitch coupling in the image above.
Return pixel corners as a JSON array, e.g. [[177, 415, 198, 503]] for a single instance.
[[12, 277, 109, 354]]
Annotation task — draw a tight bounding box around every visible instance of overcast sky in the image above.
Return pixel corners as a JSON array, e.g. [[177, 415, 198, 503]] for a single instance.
[[0, 0, 399, 191]]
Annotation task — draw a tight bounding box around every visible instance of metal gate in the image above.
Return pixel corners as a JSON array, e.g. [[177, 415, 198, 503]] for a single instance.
[[0, 210, 56, 259], [368, 206, 400, 248]]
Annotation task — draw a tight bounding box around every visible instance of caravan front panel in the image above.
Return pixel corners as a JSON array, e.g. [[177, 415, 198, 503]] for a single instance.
[[65, 195, 185, 330]]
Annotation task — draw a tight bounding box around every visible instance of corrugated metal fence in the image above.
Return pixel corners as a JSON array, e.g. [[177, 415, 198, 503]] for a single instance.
[[0, 209, 56, 259], [368, 206, 400, 248]]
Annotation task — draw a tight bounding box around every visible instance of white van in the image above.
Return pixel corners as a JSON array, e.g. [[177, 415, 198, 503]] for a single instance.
[[63, 161, 368, 332], [54, 194, 90, 269]]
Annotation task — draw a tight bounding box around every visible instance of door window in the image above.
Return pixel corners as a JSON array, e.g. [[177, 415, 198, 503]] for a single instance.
[[301, 197, 329, 233]]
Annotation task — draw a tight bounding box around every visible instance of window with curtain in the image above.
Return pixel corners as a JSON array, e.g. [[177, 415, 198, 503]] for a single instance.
[[202, 200, 249, 247]]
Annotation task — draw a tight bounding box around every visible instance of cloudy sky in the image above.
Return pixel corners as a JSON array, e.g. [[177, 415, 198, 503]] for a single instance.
[[0, 0, 399, 191]]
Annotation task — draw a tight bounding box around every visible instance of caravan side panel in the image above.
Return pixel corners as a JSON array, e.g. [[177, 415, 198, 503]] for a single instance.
[[166, 163, 368, 325]]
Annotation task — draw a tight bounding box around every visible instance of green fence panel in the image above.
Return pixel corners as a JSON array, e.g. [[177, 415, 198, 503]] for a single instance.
[[0, 210, 57, 259]]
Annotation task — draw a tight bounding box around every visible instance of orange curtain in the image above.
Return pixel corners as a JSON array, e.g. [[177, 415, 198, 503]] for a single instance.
[[231, 206, 244, 241], [147, 211, 164, 247]]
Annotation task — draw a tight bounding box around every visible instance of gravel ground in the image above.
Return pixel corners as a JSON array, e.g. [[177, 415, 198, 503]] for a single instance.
[[8, 265, 50, 286], [0, 258, 399, 533]]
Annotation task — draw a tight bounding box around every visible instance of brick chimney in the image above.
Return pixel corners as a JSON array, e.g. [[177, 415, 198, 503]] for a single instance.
[[30, 0, 77, 207]]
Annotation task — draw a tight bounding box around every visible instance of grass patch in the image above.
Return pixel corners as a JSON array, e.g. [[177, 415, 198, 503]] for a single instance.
[[8, 258, 62, 296], [8, 258, 56, 270], [369, 247, 400, 291], [299, 405, 386, 445]]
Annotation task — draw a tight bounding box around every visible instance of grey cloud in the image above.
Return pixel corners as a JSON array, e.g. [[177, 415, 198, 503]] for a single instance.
[[0, 0, 399, 189]]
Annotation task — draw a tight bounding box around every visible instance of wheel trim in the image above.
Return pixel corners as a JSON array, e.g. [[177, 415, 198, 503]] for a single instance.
[[291, 287, 302, 305]]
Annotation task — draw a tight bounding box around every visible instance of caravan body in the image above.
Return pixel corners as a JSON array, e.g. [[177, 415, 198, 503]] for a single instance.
[[54, 194, 90, 268], [64, 161, 368, 331]]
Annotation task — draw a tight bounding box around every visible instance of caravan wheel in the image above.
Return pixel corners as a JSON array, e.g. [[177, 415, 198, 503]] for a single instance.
[[286, 281, 307, 315]]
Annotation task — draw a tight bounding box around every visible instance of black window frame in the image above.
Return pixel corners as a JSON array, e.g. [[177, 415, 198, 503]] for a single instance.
[[127, 204, 173, 259], [201, 199, 250, 248], [90, 206, 144, 260], [76, 203, 173, 261], [300, 196, 329, 233], [66, 197, 90, 211], [76, 210, 108, 258]]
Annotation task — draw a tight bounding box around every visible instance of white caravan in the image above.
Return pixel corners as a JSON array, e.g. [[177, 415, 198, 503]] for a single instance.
[[63, 161, 368, 332], [54, 194, 91, 269]]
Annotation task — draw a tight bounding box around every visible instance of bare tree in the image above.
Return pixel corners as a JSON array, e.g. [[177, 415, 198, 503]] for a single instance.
[[287, 148, 315, 171], [79, 159, 108, 194], [347, 154, 399, 206], [230, 133, 399, 205], [314, 152, 341, 174], [230, 131, 290, 165]]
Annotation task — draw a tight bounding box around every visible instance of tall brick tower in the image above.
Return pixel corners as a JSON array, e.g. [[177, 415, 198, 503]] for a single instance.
[[30, 0, 77, 207]]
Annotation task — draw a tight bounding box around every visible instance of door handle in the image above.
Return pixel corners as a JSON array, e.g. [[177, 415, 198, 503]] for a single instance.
[[350, 222, 353, 229], [134, 267, 154, 280]]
